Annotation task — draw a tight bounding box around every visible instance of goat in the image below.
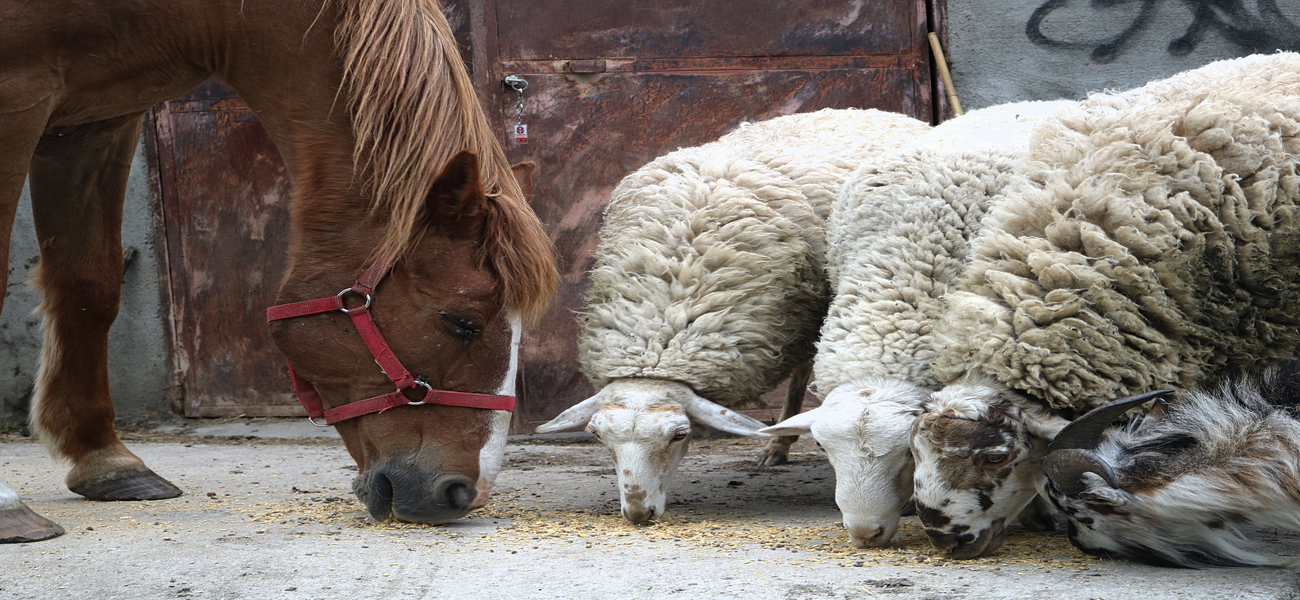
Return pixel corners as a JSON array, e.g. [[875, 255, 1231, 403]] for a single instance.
[[1040, 360, 1300, 568]]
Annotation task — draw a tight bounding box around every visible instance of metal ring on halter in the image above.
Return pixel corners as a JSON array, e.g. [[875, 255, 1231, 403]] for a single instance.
[[404, 379, 434, 406], [307, 415, 329, 428], [336, 288, 372, 313]]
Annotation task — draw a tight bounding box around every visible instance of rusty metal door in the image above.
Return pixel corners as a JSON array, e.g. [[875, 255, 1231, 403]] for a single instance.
[[474, 0, 936, 431], [147, 1, 938, 428], [147, 79, 298, 417]]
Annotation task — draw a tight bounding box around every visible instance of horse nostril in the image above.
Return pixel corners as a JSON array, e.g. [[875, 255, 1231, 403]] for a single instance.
[[372, 471, 394, 504], [444, 482, 475, 511]]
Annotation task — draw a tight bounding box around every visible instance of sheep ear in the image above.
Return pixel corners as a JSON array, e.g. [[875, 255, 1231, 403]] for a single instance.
[[996, 390, 1071, 440], [536, 389, 607, 433], [758, 406, 824, 437], [1024, 412, 1072, 441], [684, 393, 770, 437]]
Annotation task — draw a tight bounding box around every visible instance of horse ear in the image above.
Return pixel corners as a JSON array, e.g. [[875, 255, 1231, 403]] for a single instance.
[[510, 161, 536, 196], [426, 149, 488, 228], [684, 392, 770, 437]]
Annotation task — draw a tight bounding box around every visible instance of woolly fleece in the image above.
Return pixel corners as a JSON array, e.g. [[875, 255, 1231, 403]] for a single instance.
[[578, 109, 928, 408], [578, 146, 825, 407], [714, 108, 932, 221], [813, 101, 1075, 396], [933, 53, 1300, 415]]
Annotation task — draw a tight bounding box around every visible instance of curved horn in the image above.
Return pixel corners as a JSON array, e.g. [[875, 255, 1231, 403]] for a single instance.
[[1049, 389, 1175, 452], [1042, 448, 1119, 495]]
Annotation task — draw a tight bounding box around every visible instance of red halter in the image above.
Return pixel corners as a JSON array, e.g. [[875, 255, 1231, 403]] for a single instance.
[[266, 256, 515, 426]]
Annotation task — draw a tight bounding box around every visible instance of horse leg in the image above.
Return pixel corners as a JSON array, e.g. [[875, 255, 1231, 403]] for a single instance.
[[0, 102, 69, 542], [758, 360, 811, 466], [27, 112, 180, 501]]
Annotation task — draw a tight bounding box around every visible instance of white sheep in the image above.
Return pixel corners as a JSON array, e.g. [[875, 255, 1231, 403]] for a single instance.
[[538, 109, 930, 523], [911, 52, 1300, 560], [759, 100, 1076, 547]]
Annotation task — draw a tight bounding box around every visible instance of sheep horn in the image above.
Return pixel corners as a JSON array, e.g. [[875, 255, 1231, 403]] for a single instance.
[[1042, 448, 1119, 494], [1048, 389, 1175, 452]]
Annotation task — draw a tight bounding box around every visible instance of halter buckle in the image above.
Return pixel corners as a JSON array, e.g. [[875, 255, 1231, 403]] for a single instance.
[[404, 379, 434, 406], [336, 287, 372, 313]]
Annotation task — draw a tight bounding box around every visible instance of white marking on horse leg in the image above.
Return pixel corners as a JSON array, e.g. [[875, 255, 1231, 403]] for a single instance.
[[0, 477, 21, 510], [29, 308, 66, 461]]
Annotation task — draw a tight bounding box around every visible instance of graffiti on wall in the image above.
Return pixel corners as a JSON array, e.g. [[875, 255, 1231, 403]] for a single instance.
[[1027, 0, 1300, 63]]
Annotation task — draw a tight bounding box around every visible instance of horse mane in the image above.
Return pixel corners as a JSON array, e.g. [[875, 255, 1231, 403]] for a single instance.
[[334, 0, 557, 323]]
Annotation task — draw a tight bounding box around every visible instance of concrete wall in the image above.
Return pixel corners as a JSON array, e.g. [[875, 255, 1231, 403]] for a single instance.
[[4, 0, 1297, 424], [945, 0, 1300, 111], [2, 135, 170, 424]]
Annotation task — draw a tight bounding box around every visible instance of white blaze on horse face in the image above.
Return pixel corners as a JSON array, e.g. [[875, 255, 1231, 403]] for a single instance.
[[910, 382, 1053, 559], [472, 313, 522, 507], [770, 380, 925, 547], [585, 379, 696, 523]]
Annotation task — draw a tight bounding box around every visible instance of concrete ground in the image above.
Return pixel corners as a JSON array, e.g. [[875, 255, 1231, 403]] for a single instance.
[[4, 419, 1300, 600]]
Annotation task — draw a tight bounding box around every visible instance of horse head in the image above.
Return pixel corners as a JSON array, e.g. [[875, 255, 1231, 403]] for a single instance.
[[269, 150, 552, 524]]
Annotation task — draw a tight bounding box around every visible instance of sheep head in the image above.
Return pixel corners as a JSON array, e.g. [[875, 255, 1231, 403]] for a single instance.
[[535, 377, 768, 523], [910, 378, 1068, 559], [761, 378, 926, 547]]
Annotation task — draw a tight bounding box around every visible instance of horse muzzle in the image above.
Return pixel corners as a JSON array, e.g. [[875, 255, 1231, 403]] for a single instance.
[[352, 466, 477, 524]]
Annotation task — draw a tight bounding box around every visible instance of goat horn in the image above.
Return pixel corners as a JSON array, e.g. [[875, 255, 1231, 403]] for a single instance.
[[1042, 448, 1119, 494], [1049, 389, 1175, 452]]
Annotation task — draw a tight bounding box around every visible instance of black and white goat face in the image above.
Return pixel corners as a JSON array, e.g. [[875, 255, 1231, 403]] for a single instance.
[[1040, 379, 1300, 568], [910, 381, 1068, 559]]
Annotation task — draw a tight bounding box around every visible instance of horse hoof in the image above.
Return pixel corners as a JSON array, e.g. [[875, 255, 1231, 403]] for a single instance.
[[0, 504, 65, 543], [68, 466, 182, 501]]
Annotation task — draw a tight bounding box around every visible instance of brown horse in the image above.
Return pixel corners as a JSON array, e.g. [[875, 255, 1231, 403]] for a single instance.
[[0, 0, 557, 543]]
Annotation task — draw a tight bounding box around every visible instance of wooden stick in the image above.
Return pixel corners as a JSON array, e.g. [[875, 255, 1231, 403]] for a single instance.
[[928, 32, 964, 117]]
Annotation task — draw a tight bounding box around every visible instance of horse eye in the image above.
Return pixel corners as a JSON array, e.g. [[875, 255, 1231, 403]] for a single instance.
[[671, 429, 689, 442], [984, 453, 1009, 464], [438, 311, 482, 339], [585, 425, 601, 440]]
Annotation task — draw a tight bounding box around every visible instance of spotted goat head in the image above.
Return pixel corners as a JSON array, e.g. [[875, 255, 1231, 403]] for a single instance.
[[909, 378, 1068, 559], [1040, 365, 1300, 568]]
